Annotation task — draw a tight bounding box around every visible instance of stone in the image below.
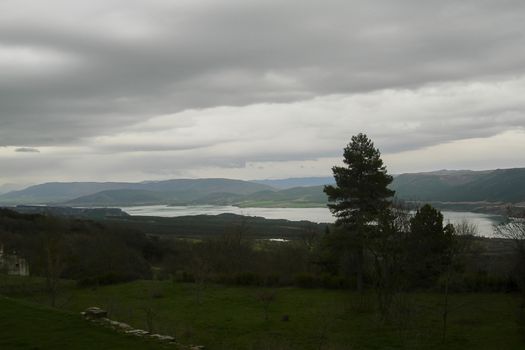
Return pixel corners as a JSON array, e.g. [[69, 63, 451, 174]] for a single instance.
[[150, 334, 175, 342], [83, 307, 108, 319], [125, 329, 150, 337], [111, 321, 133, 331]]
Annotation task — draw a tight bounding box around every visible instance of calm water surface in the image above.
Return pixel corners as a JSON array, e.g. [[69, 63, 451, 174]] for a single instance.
[[121, 205, 502, 237]]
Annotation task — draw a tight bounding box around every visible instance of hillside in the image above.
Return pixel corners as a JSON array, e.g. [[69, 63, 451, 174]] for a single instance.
[[65, 189, 173, 206], [391, 168, 525, 203], [0, 182, 133, 204], [65, 185, 327, 208], [0, 179, 272, 205], [193, 168, 525, 207], [227, 185, 327, 207], [2, 168, 525, 208], [253, 177, 334, 189], [241, 169, 525, 208]]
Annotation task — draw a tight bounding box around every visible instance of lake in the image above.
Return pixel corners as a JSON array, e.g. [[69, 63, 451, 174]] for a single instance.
[[121, 205, 503, 237]]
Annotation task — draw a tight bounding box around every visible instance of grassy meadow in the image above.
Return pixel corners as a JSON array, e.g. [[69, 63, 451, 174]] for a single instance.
[[0, 295, 174, 350], [1, 276, 524, 350]]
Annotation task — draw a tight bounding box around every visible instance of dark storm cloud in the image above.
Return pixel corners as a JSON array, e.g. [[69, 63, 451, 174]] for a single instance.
[[1, 0, 525, 147]]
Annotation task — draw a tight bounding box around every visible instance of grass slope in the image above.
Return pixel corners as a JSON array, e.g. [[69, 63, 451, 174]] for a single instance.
[[0, 296, 168, 350], [3, 277, 524, 350]]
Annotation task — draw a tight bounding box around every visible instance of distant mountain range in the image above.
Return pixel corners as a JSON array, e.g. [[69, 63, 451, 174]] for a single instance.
[[0, 183, 30, 195], [1, 168, 525, 210], [0, 179, 272, 206]]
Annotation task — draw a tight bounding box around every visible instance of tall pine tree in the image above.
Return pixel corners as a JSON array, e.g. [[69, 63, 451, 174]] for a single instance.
[[324, 133, 394, 290]]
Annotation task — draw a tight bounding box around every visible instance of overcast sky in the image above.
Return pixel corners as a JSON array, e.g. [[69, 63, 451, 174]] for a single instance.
[[1, 0, 525, 185]]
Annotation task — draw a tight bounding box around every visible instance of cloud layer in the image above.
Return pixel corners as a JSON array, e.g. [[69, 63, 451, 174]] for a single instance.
[[1, 0, 525, 183]]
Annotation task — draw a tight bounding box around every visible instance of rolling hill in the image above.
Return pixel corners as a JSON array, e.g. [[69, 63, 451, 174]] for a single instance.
[[390, 168, 525, 203], [2, 168, 525, 208], [253, 177, 334, 189], [66, 185, 327, 208], [0, 178, 272, 205]]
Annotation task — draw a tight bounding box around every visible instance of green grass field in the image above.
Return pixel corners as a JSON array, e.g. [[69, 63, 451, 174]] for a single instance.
[[0, 295, 175, 350], [2, 276, 524, 349]]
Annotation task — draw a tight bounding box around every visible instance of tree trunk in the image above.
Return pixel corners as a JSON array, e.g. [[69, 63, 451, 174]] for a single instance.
[[356, 244, 364, 292], [442, 267, 451, 342]]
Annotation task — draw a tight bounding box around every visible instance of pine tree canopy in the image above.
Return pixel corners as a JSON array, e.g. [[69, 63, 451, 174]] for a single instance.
[[324, 133, 395, 227]]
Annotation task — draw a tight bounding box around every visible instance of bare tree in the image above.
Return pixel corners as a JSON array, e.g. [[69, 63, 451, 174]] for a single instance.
[[190, 248, 211, 304], [301, 223, 322, 253], [37, 217, 69, 307], [441, 219, 478, 341], [142, 304, 158, 333], [42, 232, 67, 307], [366, 203, 412, 322], [496, 210, 525, 324], [255, 289, 276, 321]]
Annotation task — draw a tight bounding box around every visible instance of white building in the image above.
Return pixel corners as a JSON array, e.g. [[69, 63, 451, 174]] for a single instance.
[[0, 244, 29, 276]]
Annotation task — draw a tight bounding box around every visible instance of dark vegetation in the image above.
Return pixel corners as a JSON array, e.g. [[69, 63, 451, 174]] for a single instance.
[[5, 205, 129, 219], [0, 209, 154, 293], [105, 213, 327, 239], [0, 206, 519, 294]]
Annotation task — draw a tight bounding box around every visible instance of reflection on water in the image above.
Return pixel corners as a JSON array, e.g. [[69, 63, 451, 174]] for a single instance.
[[121, 205, 502, 237]]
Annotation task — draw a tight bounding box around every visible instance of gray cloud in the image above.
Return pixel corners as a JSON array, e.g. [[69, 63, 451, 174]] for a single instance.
[[1, 0, 525, 183], [14, 147, 40, 153], [1, 0, 525, 147]]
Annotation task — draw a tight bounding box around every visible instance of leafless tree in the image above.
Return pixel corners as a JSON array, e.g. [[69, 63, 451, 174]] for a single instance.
[[255, 289, 276, 321], [38, 217, 69, 307], [301, 223, 322, 252], [441, 219, 478, 341], [365, 203, 412, 322], [496, 210, 525, 324], [189, 247, 211, 304]]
